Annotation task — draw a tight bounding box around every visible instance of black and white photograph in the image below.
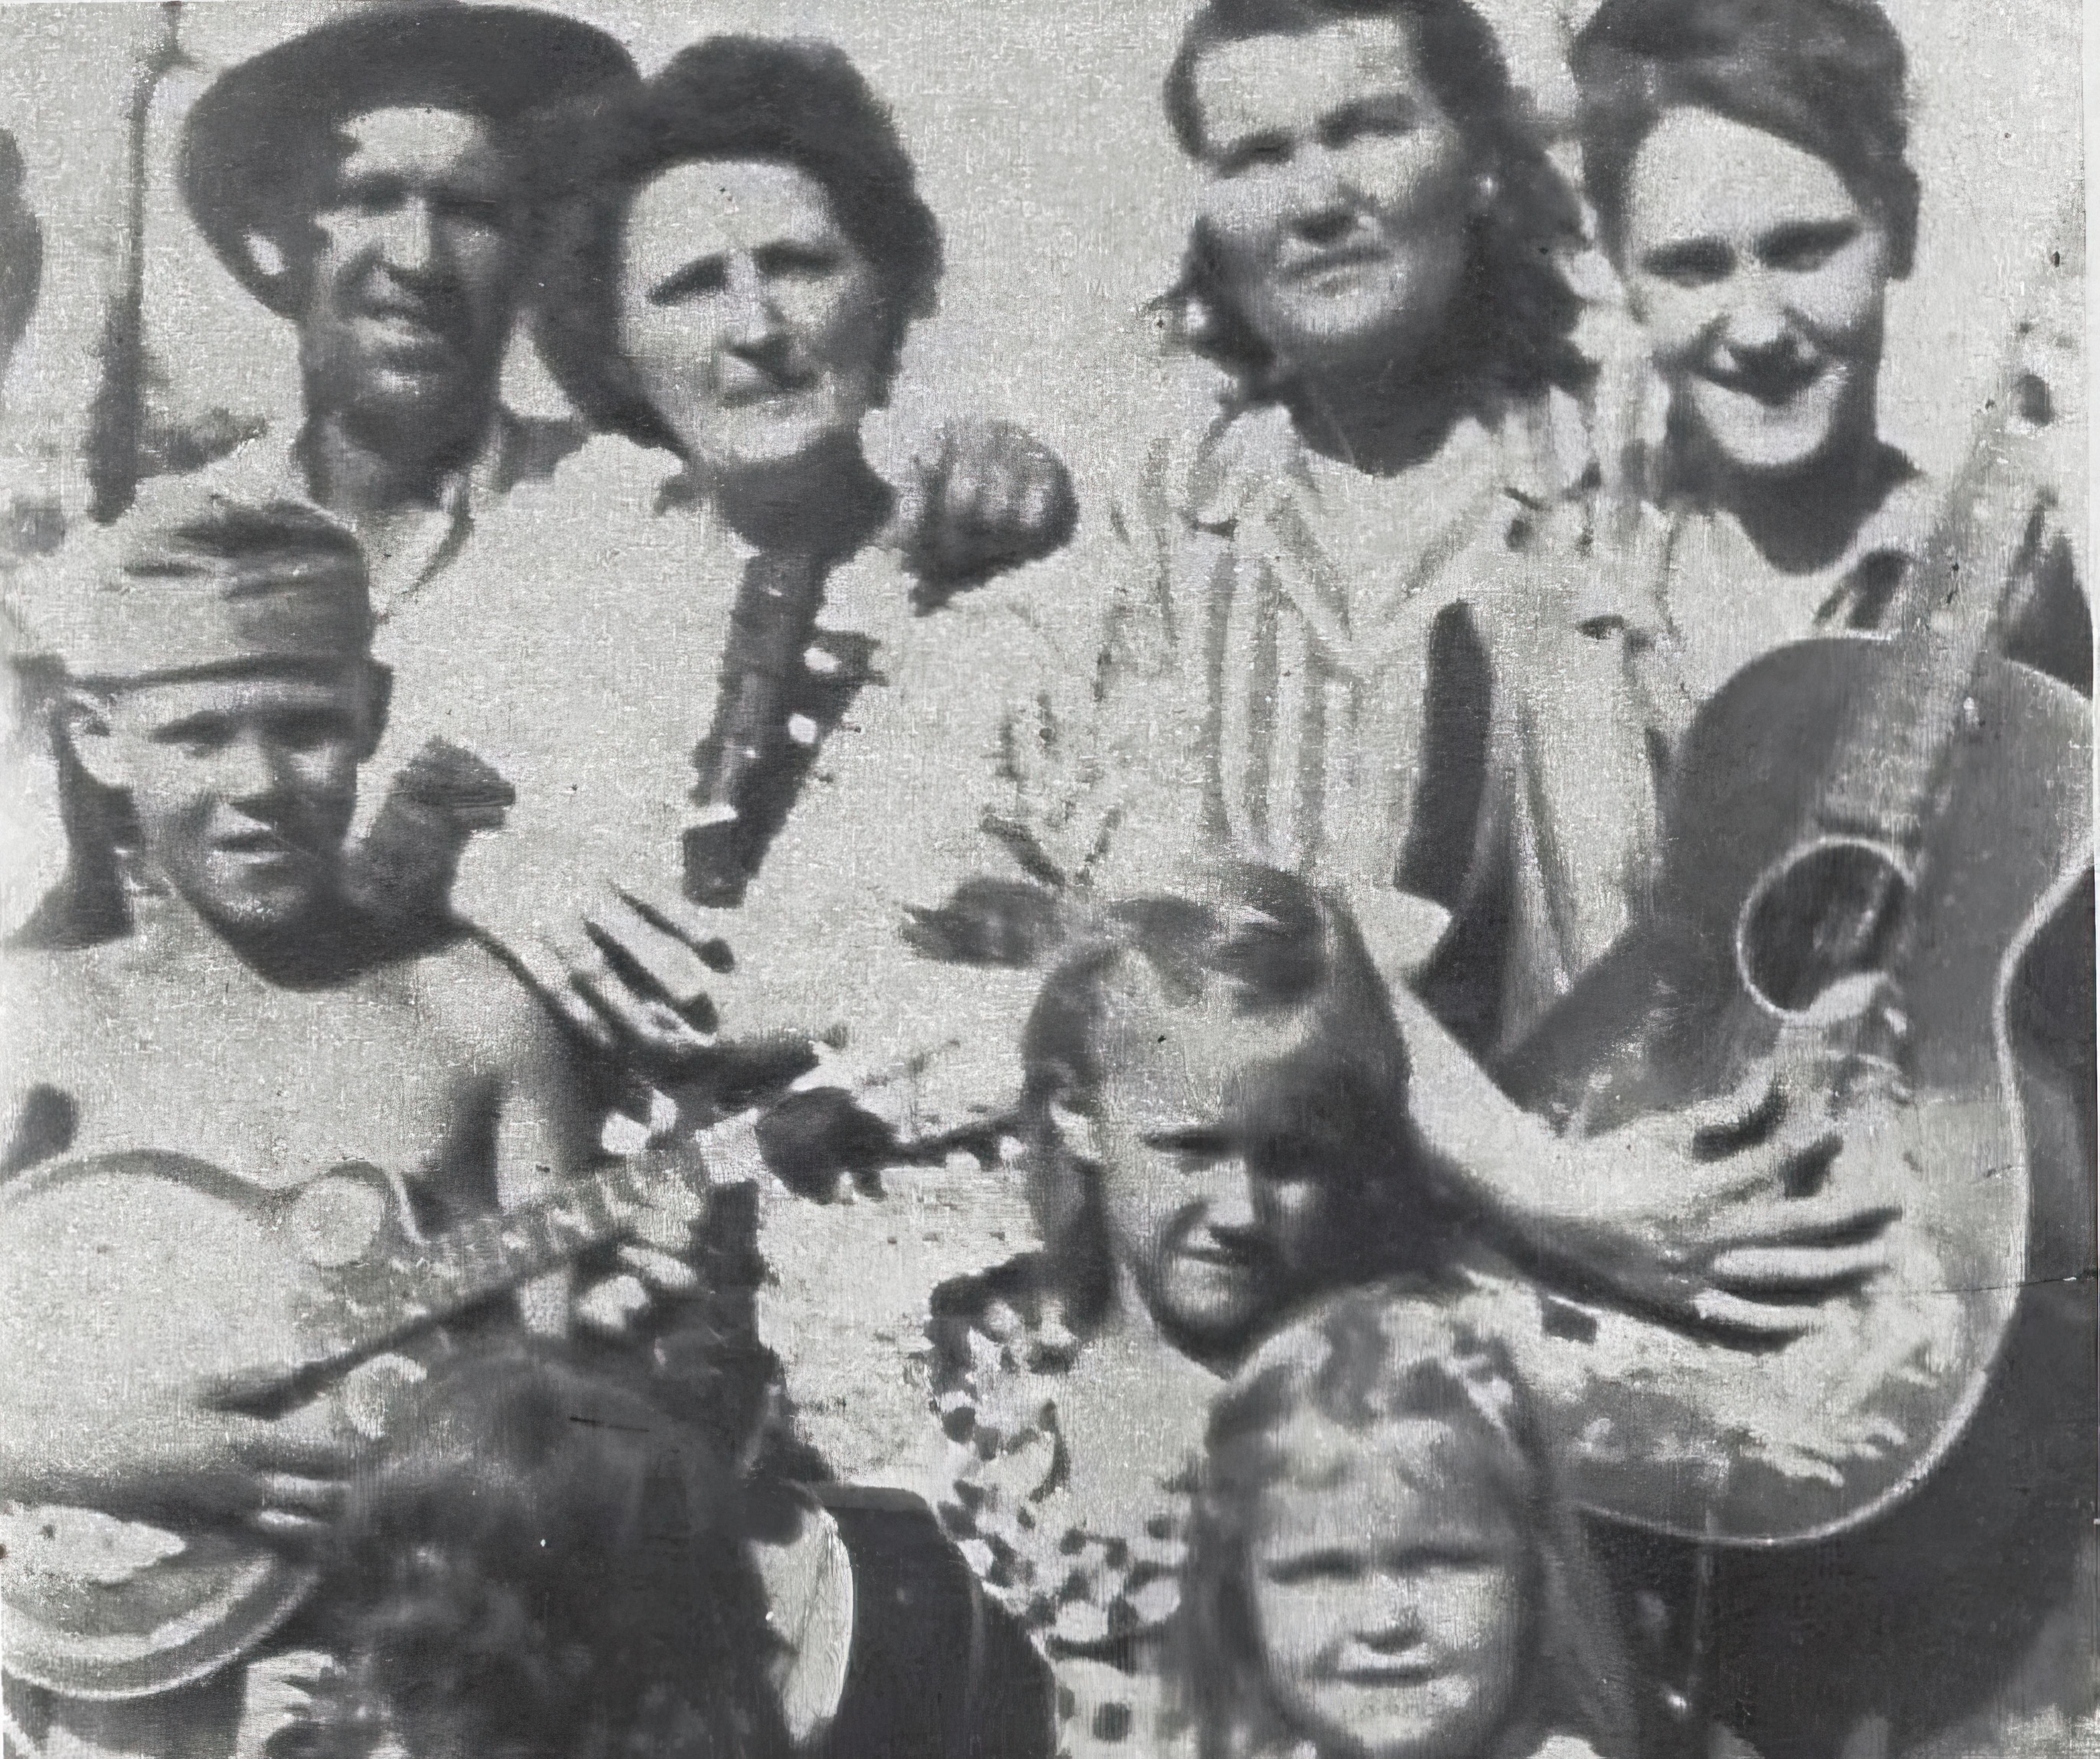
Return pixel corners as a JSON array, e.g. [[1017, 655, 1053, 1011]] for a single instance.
[[0, 0, 2089, 1754]]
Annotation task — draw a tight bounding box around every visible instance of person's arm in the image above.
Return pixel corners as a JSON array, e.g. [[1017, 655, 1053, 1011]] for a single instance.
[[1386, 978, 1898, 1334], [455, 946, 704, 1338]]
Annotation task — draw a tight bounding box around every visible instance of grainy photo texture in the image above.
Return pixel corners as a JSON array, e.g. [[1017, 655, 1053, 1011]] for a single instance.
[[0, 1, 2089, 1756]]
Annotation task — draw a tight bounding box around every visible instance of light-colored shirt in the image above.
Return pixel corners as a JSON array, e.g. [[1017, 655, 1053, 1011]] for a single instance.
[[1433, 449, 2091, 1057], [1030, 382, 1591, 991], [372, 433, 1086, 1139]]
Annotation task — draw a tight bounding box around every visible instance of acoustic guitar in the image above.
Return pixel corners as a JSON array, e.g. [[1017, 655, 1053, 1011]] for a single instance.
[[0, 1137, 730, 1701], [1492, 224, 2089, 1545]]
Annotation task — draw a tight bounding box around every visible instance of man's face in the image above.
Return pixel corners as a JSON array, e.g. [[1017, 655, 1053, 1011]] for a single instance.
[[1250, 1419, 1527, 1759], [1619, 107, 1894, 478], [1190, 19, 1479, 380], [618, 158, 888, 482], [1089, 993, 1377, 1356], [91, 666, 377, 936], [296, 105, 522, 451]]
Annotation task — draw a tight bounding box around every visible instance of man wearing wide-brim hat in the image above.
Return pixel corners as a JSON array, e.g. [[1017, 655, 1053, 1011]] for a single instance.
[[177, 0, 637, 606]]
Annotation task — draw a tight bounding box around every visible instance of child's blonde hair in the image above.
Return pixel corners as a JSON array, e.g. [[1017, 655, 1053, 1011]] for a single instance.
[[1176, 1284, 1638, 1759], [1016, 861, 1454, 1335]]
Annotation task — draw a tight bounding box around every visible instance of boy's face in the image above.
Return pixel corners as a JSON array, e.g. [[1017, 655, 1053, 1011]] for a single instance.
[[90, 664, 377, 935], [1090, 992, 1384, 1357], [1250, 1416, 1528, 1759]]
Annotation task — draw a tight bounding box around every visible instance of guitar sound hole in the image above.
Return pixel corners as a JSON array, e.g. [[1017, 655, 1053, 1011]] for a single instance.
[[1739, 841, 1910, 1016]]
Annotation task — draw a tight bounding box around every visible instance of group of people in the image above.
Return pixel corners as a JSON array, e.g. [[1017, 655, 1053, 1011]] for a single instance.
[[0, 0, 2091, 1757]]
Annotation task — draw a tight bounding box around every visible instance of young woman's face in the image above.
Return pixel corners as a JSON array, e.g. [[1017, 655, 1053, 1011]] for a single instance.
[[1250, 1418, 1528, 1759], [618, 158, 888, 479], [1189, 18, 1479, 381], [1618, 107, 1895, 478]]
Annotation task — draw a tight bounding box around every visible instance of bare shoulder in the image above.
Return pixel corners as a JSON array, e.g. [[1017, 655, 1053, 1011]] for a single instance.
[[388, 930, 566, 1076], [2, 939, 123, 1056], [0, 942, 123, 1158]]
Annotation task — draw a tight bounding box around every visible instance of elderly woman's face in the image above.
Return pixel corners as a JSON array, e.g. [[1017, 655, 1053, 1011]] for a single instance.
[[618, 159, 887, 477], [1189, 18, 1479, 382]]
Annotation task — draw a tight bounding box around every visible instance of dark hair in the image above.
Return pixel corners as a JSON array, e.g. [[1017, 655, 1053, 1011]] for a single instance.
[[534, 36, 942, 456], [1175, 1286, 1638, 1759], [1157, 0, 1586, 408], [1019, 862, 1446, 1332], [1573, 0, 1920, 276], [290, 1344, 792, 1759]]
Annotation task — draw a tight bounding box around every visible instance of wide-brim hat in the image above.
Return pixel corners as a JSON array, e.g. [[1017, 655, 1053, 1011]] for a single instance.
[[180, 2, 636, 316]]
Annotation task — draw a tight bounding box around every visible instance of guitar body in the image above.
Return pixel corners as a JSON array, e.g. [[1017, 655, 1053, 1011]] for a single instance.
[[0, 1152, 428, 1699], [0, 1140, 710, 1699], [1496, 636, 2091, 1545]]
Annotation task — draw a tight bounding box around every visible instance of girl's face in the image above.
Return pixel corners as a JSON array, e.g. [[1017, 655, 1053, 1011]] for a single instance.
[[1249, 1417, 1528, 1759], [1188, 18, 1480, 381], [1091, 1032, 1332, 1356], [1618, 107, 1894, 479], [618, 157, 888, 479]]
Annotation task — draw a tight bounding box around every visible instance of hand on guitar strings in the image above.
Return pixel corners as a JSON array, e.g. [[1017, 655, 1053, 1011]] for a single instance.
[[570, 1152, 707, 1339], [1540, 1064, 1901, 1337], [80, 1383, 360, 1550]]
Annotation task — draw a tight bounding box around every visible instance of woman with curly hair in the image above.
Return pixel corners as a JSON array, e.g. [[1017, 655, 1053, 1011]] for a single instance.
[[364, 34, 1086, 1164], [1025, 0, 1595, 970], [1174, 1287, 1635, 1759]]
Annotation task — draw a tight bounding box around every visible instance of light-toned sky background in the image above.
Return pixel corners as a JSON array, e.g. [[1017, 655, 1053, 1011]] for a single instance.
[[0, 0, 2082, 507]]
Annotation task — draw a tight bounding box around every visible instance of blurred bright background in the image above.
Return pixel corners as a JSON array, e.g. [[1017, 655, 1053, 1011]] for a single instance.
[[0, 0, 2082, 513]]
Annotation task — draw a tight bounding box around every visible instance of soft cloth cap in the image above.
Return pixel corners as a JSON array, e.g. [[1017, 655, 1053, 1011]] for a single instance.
[[16, 483, 371, 682]]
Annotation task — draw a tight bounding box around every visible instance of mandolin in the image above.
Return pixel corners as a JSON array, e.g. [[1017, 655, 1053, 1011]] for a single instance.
[[0, 1136, 737, 1700], [1491, 221, 2090, 1545]]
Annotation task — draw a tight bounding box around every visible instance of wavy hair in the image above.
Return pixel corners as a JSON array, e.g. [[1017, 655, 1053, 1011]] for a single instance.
[[1157, 0, 1587, 411], [1175, 1286, 1638, 1759], [534, 36, 942, 456], [288, 1343, 792, 1759], [1572, 0, 1920, 276]]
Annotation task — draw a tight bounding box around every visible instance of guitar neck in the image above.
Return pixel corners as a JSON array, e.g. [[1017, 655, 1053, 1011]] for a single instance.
[[294, 1144, 710, 1379], [1816, 211, 2079, 846]]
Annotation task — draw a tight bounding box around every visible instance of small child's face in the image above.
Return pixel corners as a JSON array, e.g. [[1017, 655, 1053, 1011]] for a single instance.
[[1248, 1418, 1527, 1759]]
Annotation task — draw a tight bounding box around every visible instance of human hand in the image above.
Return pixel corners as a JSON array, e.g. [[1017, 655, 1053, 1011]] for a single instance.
[[571, 1132, 713, 1336], [501, 879, 739, 1069], [232, 1649, 346, 1759], [77, 1382, 360, 1548], [896, 416, 1078, 601], [756, 1084, 902, 1200], [1522, 1066, 1900, 1336]]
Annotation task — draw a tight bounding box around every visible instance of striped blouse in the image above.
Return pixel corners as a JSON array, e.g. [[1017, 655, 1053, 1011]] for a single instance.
[[1046, 385, 1592, 989]]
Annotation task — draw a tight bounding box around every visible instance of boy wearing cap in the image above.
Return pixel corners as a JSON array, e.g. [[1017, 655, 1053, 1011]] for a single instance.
[[0, 484, 615, 1759]]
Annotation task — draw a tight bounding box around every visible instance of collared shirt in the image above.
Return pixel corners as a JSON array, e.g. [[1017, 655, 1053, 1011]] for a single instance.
[[184, 407, 583, 625], [1026, 380, 1592, 993], [1426, 449, 2090, 1058]]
